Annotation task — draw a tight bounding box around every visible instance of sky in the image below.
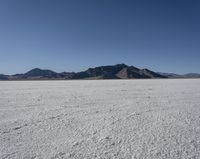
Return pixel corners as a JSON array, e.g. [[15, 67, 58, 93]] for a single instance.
[[0, 0, 200, 74]]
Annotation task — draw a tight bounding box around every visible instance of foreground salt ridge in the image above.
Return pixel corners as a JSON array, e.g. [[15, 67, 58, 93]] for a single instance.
[[0, 79, 200, 159]]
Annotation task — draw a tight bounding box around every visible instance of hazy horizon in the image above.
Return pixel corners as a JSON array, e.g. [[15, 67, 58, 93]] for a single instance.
[[0, 0, 200, 74]]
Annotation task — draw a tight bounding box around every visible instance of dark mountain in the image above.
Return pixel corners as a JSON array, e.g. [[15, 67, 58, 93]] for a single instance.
[[73, 64, 129, 79], [73, 64, 166, 79]]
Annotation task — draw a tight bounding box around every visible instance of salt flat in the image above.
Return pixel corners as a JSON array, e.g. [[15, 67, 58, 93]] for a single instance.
[[0, 79, 200, 159]]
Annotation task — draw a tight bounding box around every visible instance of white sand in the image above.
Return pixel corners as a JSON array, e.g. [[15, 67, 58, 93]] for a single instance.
[[1, 79, 200, 159]]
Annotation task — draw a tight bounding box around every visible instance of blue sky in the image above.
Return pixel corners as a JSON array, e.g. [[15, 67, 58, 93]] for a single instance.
[[0, 0, 200, 74]]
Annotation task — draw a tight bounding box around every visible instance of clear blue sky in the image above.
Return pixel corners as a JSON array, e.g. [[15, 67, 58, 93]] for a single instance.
[[0, 0, 200, 74]]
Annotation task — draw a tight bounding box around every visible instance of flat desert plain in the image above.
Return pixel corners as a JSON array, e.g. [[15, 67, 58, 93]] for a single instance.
[[1, 79, 200, 159]]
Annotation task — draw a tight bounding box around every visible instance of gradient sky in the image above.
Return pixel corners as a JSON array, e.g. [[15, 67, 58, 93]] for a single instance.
[[0, 0, 200, 74]]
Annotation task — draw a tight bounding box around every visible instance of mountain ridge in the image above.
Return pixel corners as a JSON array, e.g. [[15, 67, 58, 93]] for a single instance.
[[0, 64, 199, 80]]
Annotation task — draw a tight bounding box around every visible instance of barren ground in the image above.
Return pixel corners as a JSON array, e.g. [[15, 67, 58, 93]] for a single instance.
[[1, 79, 200, 159]]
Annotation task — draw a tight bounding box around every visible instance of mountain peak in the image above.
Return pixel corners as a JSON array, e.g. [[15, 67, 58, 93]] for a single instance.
[[24, 68, 58, 77], [29, 68, 43, 71], [115, 63, 128, 67]]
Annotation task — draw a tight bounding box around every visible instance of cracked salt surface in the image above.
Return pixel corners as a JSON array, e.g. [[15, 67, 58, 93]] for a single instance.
[[0, 79, 200, 159]]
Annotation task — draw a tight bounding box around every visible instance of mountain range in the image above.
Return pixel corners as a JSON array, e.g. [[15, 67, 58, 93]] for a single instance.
[[0, 64, 199, 80]]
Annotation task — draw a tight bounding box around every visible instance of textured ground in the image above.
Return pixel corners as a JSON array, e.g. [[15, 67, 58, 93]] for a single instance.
[[0, 79, 200, 159]]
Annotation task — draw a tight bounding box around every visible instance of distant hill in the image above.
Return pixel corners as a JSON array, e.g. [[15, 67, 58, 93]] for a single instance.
[[183, 73, 200, 78], [158, 72, 200, 78], [24, 68, 58, 78], [157, 72, 182, 78], [9, 68, 75, 80], [0, 74, 9, 80], [3, 63, 200, 80]]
